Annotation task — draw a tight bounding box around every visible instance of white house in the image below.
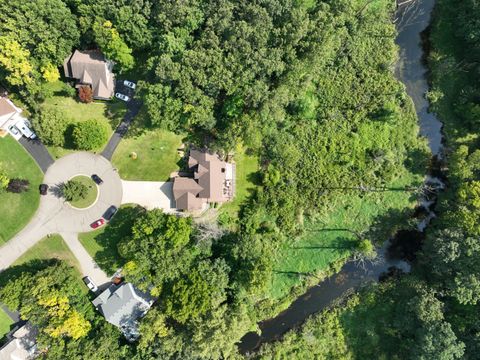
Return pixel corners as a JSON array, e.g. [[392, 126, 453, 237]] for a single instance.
[[0, 97, 24, 140]]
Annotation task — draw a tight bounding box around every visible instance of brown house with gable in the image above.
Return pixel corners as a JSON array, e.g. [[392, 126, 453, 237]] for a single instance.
[[172, 149, 235, 212], [63, 50, 115, 100]]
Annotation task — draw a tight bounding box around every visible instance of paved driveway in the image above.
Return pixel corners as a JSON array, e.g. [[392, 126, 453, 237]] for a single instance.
[[121, 180, 175, 212], [0, 152, 122, 275], [19, 137, 54, 173]]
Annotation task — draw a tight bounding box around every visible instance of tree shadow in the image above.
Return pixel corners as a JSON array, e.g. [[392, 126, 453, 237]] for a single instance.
[[90, 206, 145, 274], [0, 259, 59, 289], [403, 147, 431, 176]]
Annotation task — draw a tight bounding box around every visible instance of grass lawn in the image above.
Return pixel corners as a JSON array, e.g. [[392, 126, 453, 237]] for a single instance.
[[0, 135, 43, 244], [79, 206, 143, 275], [112, 128, 184, 181], [219, 144, 260, 223], [42, 81, 126, 159], [268, 173, 423, 299], [67, 175, 98, 209], [0, 308, 14, 340]]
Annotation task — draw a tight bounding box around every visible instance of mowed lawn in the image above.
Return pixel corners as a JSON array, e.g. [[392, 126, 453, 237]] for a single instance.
[[42, 81, 126, 159], [219, 144, 260, 222], [112, 128, 183, 181], [269, 173, 423, 299], [0, 135, 43, 244], [0, 308, 14, 340], [79, 206, 142, 275]]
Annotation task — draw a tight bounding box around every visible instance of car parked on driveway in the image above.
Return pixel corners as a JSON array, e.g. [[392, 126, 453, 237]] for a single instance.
[[8, 125, 19, 136], [15, 119, 36, 139], [115, 93, 130, 102], [123, 80, 136, 89], [103, 205, 118, 221], [91, 174, 103, 185], [82, 276, 98, 292], [90, 218, 105, 229], [39, 184, 48, 195]]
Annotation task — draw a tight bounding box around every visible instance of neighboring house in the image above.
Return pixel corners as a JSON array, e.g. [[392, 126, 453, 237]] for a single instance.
[[0, 323, 37, 360], [92, 282, 154, 341], [0, 98, 25, 140], [172, 149, 235, 212], [63, 50, 115, 100]]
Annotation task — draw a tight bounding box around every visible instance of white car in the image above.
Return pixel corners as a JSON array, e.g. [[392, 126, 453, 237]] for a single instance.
[[8, 125, 20, 136], [15, 119, 36, 139], [82, 276, 98, 292], [115, 92, 130, 102], [123, 80, 136, 89]]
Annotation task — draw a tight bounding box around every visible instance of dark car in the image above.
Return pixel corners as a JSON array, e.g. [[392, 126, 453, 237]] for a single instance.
[[91, 174, 103, 185], [103, 205, 118, 221], [39, 184, 48, 195]]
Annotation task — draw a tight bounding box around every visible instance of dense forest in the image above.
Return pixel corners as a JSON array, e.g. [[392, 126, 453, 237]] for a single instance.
[[0, 0, 477, 359]]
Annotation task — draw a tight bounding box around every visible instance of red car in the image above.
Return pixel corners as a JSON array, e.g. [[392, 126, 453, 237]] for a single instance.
[[90, 219, 105, 229]]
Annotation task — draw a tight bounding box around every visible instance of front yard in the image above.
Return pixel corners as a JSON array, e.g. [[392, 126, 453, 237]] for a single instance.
[[112, 128, 184, 181], [0, 308, 14, 341], [0, 135, 43, 244], [42, 81, 126, 159]]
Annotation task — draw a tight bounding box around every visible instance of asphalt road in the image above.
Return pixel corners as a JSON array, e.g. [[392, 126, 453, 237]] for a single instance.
[[19, 137, 54, 173]]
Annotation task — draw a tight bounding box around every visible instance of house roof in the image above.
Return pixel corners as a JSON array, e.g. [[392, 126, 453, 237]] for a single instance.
[[0, 323, 37, 360], [173, 149, 235, 211], [0, 98, 18, 117], [63, 50, 115, 99], [92, 283, 153, 329]]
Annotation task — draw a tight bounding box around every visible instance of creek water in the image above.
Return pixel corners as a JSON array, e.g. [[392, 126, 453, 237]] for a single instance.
[[238, 0, 444, 354]]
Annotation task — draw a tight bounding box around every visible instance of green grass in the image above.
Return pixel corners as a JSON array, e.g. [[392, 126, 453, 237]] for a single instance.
[[0, 308, 14, 340], [68, 175, 98, 209], [0, 135, 43, 244], [268, 173, 422, 299], [112, 128, 184, 181], [79, 206, 143, 275], [42, 81, 126, 159], [219, 144, 260, 223]]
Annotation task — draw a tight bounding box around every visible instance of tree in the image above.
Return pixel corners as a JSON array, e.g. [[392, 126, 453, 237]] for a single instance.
[[32, 108, 70, 147], [41, 63, 60, 83], [0, 170, 9, 193], [62, 180, 88, 202], [164, 259, 229, 324], [93, 20, 134, 71], [7, 178, 29, 193], [72, 119, 109, 150], [78, 85, 93, 103], [0, 35, 34, 87]]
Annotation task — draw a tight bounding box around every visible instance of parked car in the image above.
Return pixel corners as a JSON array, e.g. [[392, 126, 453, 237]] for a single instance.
[[91, 174, 103, 185], [8, 125, 19, 136], [39, 184, 48, 195], [82, 276, 98, 292], [103, 205, 118, 221], [90, 218, 105, 229], [115, 93, 130, 102], [123, 80, 136, 89], [15, 119, 36, 139]]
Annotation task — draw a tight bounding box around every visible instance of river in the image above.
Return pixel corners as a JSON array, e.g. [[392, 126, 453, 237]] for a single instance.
[[238, 0, 443, 354]]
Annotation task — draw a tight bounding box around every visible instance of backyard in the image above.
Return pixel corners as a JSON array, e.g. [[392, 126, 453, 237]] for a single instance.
[[112, 128, 184, 181], [41, 81, 126, 159], [0, 135, 43, 244]]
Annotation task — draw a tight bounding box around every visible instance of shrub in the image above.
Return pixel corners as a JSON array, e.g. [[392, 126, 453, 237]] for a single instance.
[[62, 180, 88, 202], [7, 178, 29, 193], [78, 85, 93, 103], [32, 108, 69, 147], [0, 171, 9, 193], [72, 119, 109, 150]]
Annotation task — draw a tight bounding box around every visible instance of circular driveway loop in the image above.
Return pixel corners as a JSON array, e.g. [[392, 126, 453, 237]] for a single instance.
[[42, 152, 123, 233]]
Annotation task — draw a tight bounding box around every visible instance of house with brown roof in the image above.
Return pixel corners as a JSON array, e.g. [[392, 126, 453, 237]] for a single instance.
[[0, 97, 24, 139], [63, 50, 115, 100], [172, 149, 235, 212]]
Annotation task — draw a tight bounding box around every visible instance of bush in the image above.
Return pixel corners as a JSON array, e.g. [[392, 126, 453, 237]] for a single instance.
[[78, 85, 93, 103], [72, 119, 109, 150], [0, 171, 9, 193], [62, 180, 88, 202], [32, 108, 70, 147], [7, 178, 29, 193]]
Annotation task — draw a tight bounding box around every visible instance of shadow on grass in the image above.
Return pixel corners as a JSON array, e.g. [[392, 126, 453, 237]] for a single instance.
[[0, 259, 59, 289], [90, 206, 145, 274]]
